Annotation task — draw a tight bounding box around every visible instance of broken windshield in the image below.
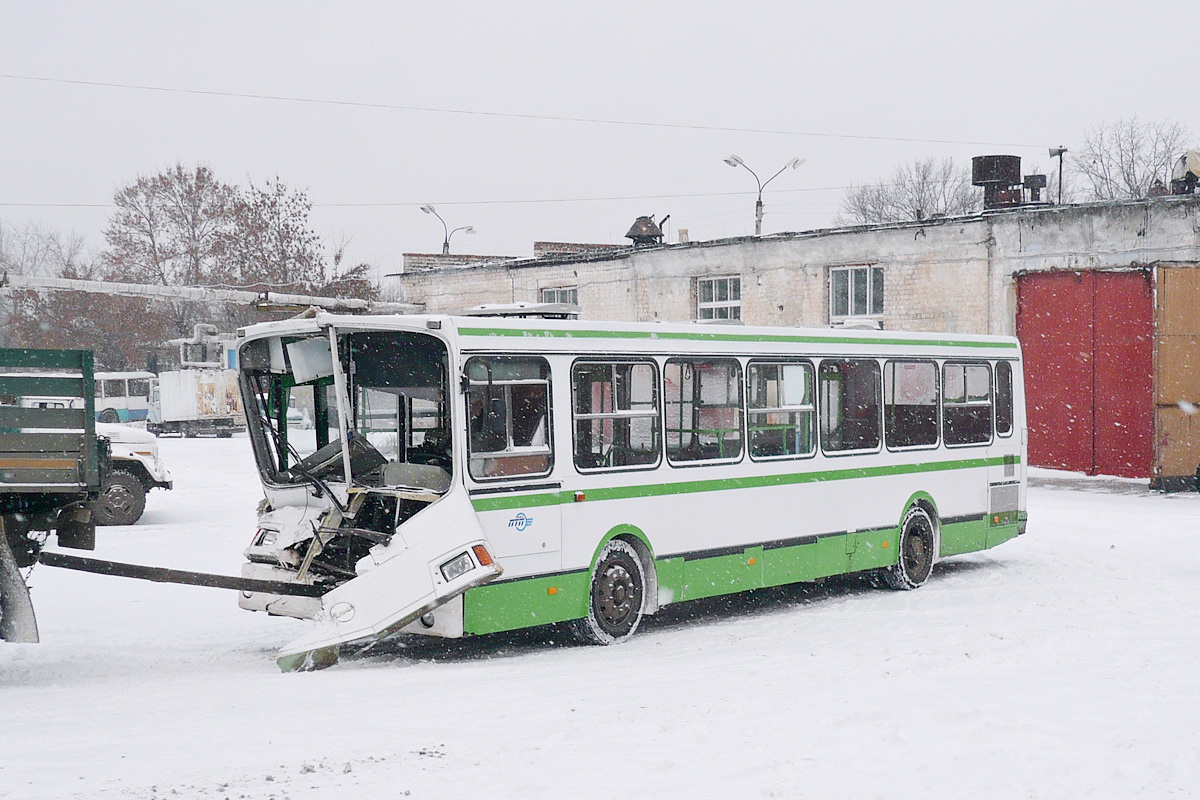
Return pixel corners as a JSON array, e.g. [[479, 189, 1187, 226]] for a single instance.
[[240, 329, 451, 490]]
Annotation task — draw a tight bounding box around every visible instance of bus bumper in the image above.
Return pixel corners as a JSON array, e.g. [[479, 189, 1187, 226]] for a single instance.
[[275, 538, 502, 672]]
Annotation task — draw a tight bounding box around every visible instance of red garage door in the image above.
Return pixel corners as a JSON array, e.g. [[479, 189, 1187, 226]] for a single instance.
[[1015, 269, 1153, 477]]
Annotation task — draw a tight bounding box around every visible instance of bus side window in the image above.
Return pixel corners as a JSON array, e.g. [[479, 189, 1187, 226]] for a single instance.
[[747, 361, 815, 460], [943, 362, 993, 446], [664, 358, 743, 463], [819, 359, 881, 453], [465, 357, 552, 480], [572, 360, 660, 471], [884, 360, 939, 449], [995, 361, 1014, 437]]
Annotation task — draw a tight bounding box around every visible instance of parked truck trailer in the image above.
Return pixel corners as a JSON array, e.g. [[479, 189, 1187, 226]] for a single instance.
[[148, 368, 244, 438]]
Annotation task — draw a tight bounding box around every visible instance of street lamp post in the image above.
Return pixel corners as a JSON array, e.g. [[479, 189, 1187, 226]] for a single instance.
[[723, 155, 805, 235], [1049, 147, 1068, 205], [420, 204, 475, 255]]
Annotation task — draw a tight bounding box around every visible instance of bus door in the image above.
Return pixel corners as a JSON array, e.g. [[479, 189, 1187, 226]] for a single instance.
[[944, 360, 1009, 546], [986, 360, 1021, 545], [463, 356, 562, 573]]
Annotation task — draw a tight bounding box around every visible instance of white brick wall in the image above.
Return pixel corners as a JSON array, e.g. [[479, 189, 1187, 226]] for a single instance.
[[391, 197, 1200, 334]]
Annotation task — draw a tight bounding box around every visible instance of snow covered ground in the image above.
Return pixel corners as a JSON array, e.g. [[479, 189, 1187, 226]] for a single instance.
[[3, 436, 1199, 799]]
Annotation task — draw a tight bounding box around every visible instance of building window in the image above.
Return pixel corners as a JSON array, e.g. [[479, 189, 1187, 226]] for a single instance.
[[541, 286, 578, 305], [697, 276, 741, 320], [830, 265, 883, 321]]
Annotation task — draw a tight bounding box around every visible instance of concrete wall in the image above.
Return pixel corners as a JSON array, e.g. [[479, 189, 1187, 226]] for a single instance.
[[391, 197, 1200, 335]]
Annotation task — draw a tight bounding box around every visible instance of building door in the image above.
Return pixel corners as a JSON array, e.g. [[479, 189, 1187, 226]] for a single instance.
[[1015, 269, 1153, 478], [1153, 265, 1200, 489]]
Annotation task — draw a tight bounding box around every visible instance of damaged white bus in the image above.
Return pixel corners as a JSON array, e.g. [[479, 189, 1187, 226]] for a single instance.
[[236, 312, 1027, 670]]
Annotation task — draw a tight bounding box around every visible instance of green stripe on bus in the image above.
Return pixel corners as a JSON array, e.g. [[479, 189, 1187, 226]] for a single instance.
[[457, 326, 1019, 350], [462, 517, 1001, 634], [470, 455, 1016, 512]]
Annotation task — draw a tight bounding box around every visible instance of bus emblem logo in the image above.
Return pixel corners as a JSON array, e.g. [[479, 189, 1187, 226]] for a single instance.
[[508, 513, 534, 531]]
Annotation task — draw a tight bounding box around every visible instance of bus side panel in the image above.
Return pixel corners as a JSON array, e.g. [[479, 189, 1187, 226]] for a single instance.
[[939, 516, 989, 557], [680, 547, 763, 602], [655, 556, 684, 605], [849, 526, 900, 571], [986, 520, 1020, 549], [462, 570, 589, 636], [761, 544, 817, 587]]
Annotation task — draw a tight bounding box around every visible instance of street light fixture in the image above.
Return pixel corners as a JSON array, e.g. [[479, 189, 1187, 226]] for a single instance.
[[1049, 147, 1068, 205], [420, 203, 475, 255], [724, 155, 805, 235]]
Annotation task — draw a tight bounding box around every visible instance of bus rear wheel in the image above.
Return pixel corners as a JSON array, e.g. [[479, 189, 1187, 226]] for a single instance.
[[884, 506, 936, 590], [570, 539, 646, 645]]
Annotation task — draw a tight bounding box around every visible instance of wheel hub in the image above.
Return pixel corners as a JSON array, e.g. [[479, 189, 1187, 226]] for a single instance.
[[597, 564, 633, 626], [103, 486, 136, 514]]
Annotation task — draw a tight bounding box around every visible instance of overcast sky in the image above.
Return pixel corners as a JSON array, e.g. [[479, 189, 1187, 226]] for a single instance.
[[2, 1, 1196, 279]]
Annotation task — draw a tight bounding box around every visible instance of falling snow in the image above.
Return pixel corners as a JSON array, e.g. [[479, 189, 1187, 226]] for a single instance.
[[2, 438, 1199, 799]]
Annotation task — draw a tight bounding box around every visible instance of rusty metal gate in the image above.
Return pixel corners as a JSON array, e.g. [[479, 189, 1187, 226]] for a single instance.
[[1015, 269, 1154, 478]]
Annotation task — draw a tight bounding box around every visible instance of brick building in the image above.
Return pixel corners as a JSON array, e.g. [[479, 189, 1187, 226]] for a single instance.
[[392, 197, 1200, 336], [390, 197, 1200, 484]]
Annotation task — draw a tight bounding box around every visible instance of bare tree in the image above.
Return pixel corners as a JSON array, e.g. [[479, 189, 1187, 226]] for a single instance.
[[103, 164, 234, 287], [225, 177, 326, 290], [3, 261, 174, 370], [159, 164, 236, 286], [1071, 117, 1192, 200], [838, 157, 980, 225], [0, 220, 88, 276]]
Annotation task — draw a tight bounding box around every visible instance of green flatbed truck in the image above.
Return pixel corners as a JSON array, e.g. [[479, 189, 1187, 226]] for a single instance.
[[0, 347, 105, 643]]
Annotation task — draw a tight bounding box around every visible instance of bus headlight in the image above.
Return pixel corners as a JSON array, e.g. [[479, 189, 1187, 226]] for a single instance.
[[439, 552, 475, 582]]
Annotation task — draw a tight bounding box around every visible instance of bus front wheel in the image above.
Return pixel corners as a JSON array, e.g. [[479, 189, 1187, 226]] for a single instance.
[[570, 538, 646, 645], [884, 506, 936, 590]]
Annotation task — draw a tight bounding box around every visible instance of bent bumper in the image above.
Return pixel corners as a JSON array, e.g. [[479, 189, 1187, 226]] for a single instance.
[[276, 539, 502, 671]]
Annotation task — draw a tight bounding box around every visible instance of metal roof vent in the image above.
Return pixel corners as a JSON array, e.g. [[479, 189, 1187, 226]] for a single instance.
[[625, 215, 666, 246]]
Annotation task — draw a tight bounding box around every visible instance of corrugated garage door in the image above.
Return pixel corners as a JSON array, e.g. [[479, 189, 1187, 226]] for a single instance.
[[1015, 269, 1153, 477]]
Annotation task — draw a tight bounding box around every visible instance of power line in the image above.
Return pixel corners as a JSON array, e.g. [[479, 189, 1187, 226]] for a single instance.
[[0, 180, 971, 210], [0, 72, 1047, 149]]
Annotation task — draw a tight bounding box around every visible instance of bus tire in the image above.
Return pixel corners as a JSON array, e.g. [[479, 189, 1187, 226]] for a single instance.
[[570, 538, 646, 645], [98, 408, 121, 424], [884, 505, 936, 590]]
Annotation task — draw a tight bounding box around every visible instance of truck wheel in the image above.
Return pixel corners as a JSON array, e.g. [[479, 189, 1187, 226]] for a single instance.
[[93, 470, 147, 526]]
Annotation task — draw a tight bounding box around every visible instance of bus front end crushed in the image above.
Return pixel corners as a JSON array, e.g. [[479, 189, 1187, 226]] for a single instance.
[[274, 540, 501, 672], [235, 318, 504, 670], [239, 479, 504, 671]]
